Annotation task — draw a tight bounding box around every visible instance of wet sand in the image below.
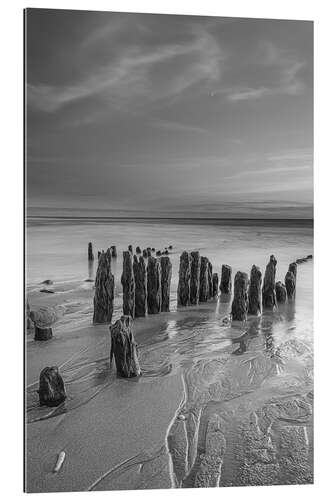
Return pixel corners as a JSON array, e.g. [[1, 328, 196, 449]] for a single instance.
[[26, 270, 313, 491]]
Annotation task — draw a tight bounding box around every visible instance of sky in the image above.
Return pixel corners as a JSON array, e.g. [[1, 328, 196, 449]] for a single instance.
[[26, 9, 313, 218]]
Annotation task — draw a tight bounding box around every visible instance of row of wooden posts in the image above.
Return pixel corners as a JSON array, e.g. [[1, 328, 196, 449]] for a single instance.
[[92, 242, 300, 325], [34, 247, 309, 406]]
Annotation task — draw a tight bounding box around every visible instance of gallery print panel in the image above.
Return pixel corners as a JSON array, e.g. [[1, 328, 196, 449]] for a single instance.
[[24, 8, 313, 493]]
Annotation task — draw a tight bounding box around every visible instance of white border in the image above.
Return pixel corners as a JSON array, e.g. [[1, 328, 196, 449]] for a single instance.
[[1, 1, 331, 499]]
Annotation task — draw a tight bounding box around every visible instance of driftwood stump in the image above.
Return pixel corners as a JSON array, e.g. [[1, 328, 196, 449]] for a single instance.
[[88, 242, 94, 261], [133, 255, 147, 317], [34, 326, 53, 341], [248, 265, 262, 315], [190, 251, 201, 305], [147, 256, 162, 314], [161, 256, 172, 312], [231, 271, 249, 321], [285, 271, 296, 300], [199, 257, 209, 302], [38, 366, 66, 407], [212, 273, 219, 297], [288, 262, 297, 279], [110, 316, 141, 378], [177, 251, 192, 306], [275, 281, 287, 303], [262, 255, 277, 309], [93, 250, 114, 324], [121, 251, 135, 318], [220, 265, 232, 294], [208, 261, 213, 298]]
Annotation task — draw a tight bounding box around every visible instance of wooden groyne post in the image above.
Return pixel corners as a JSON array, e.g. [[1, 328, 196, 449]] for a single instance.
[[275, 281, 287, 303], [248, 265, 262, 315], [88, 242, 94, 261], [262, 255, 277, 309], [133, 255, 147, 317], [93, 250, 114, 324], [199, 256, 210, 302], [190, 251, 200, 305], [220, 265, 232, 294], [121, 251, 135, 318], [161, 256, 172, 312], [147, 256, 162, 314], [231, 271, 249, 321], [212, 272, 219, 297], [177, 251, 192, 306], [110, 316, 141, 377]]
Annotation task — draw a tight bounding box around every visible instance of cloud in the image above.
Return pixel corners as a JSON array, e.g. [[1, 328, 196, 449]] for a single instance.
[[226, 42, 306, 102], [27, 28, 224, 113]]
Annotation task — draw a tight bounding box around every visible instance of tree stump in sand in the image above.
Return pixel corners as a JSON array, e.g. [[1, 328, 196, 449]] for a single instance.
[[133, 255, 147, 317], [248, 265, 262, 315], [190, 251, 201, 305], [93, 251, 114, 324], [34, 326, 53, 341], [111, 246, 117, 258], [147, 256, 161, 314], [110, 316, 141, 378], [208, 261, 213, 298], [220, 265, 232, 294], [199, 256, 210, 302], [262, 255, 277, 309], [288, 262, 297, 279], [161, 256, 172, 312], [231, 271, 249, 321], [38, 366, 66, 407], [212, 273, 219, 296], [88, 242, 94, 261], [121, 251, 135, 318], [285, 271, 296, 300], [177, 251, 192, 306], [275, 281, 287, 303]]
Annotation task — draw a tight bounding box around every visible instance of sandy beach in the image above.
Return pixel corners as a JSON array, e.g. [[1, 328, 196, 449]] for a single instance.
[[25, 219, 313, 492]]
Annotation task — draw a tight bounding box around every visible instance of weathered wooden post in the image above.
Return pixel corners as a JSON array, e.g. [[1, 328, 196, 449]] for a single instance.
[[231, 271, 249, 321], [34, 326, 53, 341], [136, 246, 141, 254], [212, 273, 219, 296], [220, 265, 232, 294], [288, 262, 297, 279], [111, 245, 117, 258], [199, 256, 209, 302], [208, 261, 213, 298], [190, 251, 201, 305], [177, 251, 192, 306], [133, 255, 147, 317], [88, 242, 94, 261], [262, 255, 277, 309], [93, 250, 114, 324], [128, 245, 133, 254], [110, 316, 141, 378], [147, 256, 162, 314], [161, 256, 172, 312], [38, 366, 66, 407], [121, 251, 135, 318], [248, 265, 262, 315], [285, 271, 296, 300], [143, 249, 148, 258], [98, 250, 101, 259], [275, 281, 287, 303]]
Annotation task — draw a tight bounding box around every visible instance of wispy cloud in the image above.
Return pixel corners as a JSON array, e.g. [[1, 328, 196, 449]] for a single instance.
[[27, 28, 224, 113], [226, 42, 306, 102]]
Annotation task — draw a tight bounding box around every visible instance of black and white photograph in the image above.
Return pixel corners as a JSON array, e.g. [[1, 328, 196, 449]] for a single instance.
[[24, 6, 314, 493]]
